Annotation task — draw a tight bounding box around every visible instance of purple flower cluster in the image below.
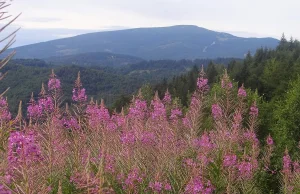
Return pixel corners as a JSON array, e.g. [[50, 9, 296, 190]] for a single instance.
[[86, 103, 112, 128], [193, 133, 214, 150], [151, 99, 166, 120], [163, 90, 172, 104], [104, 154, 115, 173], [8, 131, 42, 167], [283, 152, 292, 174], [48, 78, 61, 91], [237, 160, 254, 179], [223, 154, 237, 167], [72, 88, 87, 102], [185, 177, 214, 194], [197, 77, 209, 92], [62, 117, 79, 129], [149, 181, 172, 192], [38, 97, 54, 112], [238, 86, 247, 97], [121, 168, 143, 190], [0, 97, 11, 121], [27, 103, 43, 118], [211, 104, 222, 119], [170, 108, 182, 120], [0, 184, 11, 194], [250, 103, 259, 116], [128, 99, 147, 119], [120, 131, 136, 145], [27, 96, 54, 118], [140, 131, 156, 146]]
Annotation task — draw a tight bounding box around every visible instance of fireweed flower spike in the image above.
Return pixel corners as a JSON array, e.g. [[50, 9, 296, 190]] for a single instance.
[[0, 97, 11, 121], [150, 92, 167, 120], [72, 71, 87, 102], [163, 89, 172, 104], [48, 69, 61, 91], [212, 104, 222, 119], [238, 84, 247, 97], [27, 93, 43, 119], [250, 101, 259, 117], [221, 69, 233, 89], [197, 65, 209, 92], [7, 131, 42, 167]]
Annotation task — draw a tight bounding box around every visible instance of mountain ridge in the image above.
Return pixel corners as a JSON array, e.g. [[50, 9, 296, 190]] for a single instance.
[[9, 25, 279, 60]]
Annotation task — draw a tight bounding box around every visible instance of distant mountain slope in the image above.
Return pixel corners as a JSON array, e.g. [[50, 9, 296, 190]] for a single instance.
[[9, 25, 279, 60], [45, 52, 143, 67]]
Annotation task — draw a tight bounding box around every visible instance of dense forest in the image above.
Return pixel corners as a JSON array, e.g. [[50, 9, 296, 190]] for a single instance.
[[1, 58, 235, 114]]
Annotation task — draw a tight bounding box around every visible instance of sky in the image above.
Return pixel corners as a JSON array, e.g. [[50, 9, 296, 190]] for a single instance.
[[3, 0, 300, 47]]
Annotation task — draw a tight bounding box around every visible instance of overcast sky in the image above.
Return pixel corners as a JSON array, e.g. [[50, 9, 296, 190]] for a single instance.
[[4, 0, 300, 46]]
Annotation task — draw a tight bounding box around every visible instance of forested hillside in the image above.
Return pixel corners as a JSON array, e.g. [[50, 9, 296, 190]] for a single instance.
[[1, 58, 234, 114], [45, 52, 143, 67]]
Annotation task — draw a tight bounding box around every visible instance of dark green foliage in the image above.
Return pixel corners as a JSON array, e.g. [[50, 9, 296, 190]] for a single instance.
[[231, 38, 300, 101], [206, 61, 218, 84], [270, 76, 300, 157], [1, 58, 233, 115], [45, 52, 143, 67]]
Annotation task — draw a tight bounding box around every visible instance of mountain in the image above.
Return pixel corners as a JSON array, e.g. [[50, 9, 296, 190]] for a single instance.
[[45, 52, 143, 67], [9, 25, 278, 60]]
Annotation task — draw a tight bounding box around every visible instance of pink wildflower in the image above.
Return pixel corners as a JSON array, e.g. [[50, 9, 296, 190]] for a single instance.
[[0, 184, 11, 194], [250, 103, 258, 116], [27, 104, 43, 118], [128, 99, 147, 119], [7, 131, 42, 167], [193, 133, 214, 150], [237, 161, 253, 179], [185, 177, 214, 194], [48, 78, 61, 91], [238, 85, 247, 97], [72, 88, 87, 102], [197, 77, 209, 92], [163, 90, 172, 104], [223, 154, 237, 167], [120, 131, 136, 145], [282, 151, 292, 175], [151, 99, 166, 120], [62, 117, 79, 129], [164, 183, 172, 191], [0, 97, 11, 121], [212, 104, 222, 119], [170, 108, 182, 120], [123, 168, 143, 189], [149, 181, 163, 192], [38, 97, 54, 112]]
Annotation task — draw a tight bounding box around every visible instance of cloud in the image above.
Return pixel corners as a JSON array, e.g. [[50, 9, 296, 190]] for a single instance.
[[21, 17, 62, 23], [2, 0, 300, 44]]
